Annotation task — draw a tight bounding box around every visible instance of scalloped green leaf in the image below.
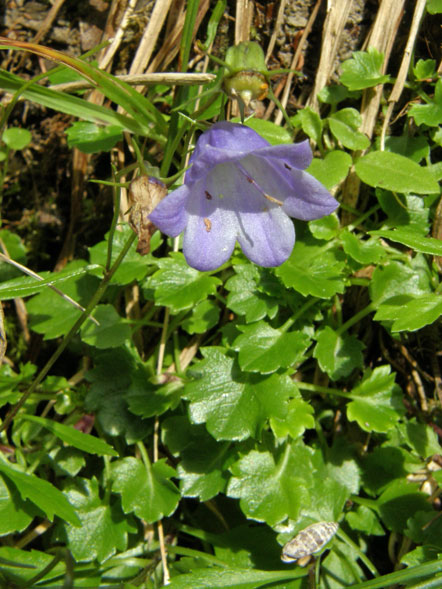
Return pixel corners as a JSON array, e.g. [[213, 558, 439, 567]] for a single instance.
[[313, 327, 364, 380], [275, 232, 345, 298], [340, 47, 390, 90], [232, 322, 310, 374], [111, 457, 180, 523], [62, 477, 132, 562], [183, 348, 291, 441], [227, 441, 314, 526], [347, 366, 405, 433], [147, 252, 221, 312], [225, 264, 280, 323]]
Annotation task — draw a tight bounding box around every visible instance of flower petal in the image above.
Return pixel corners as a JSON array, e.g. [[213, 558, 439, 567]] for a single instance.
[[148, 184, 189, 236], [208, 162, 295, 266], [241, 155, 339, 221], [236, 205, 295, 267], [182, 180, 238, 271], [254, 139, 313, 170], [186, 122, 269, 186]]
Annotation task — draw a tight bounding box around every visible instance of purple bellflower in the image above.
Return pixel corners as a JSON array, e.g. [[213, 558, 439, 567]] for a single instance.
[[149, 121, 338, 271]]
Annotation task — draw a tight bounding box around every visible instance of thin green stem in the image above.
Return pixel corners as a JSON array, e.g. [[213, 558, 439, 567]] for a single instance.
[[106, 166, 122, 272], [297, 381, 352, 399], [337, 527, 379, 578], [336, 303, 376, 336]]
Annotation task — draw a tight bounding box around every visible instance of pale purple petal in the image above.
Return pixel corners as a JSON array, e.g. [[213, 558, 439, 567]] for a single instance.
[[241, 155, 338, 220], [186, 122, 269, 185], [148, 184, 189, 236], [254, 139, 313, 170], [182, 179, 238, 271], [208, 162, 295, 266]]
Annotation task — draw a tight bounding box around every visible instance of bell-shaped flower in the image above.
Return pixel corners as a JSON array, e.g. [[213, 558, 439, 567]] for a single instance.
[[149, 121, 338, 271]]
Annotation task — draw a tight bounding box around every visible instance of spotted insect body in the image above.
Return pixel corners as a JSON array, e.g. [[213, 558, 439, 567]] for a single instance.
[[281, 521, 339, 563]]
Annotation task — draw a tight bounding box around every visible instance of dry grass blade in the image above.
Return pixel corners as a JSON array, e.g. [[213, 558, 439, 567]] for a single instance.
[[235, 0, 253, 44], [341, 0, 406, 222], [359, 0, 406, 139], [50, 72, 216, 93], [0, 253, 99, 326], [266, 0, 288, 62], [380, 0, 427, 149], [129, 0, 174, 76], [307, 0, 353, 110]]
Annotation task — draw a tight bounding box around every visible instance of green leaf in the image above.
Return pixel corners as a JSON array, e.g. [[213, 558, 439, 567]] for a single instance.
[[309, 214, 340, 241], [26, 260, 98, 339], [0, 461, 80, 526], [20, 414, 117, 456], [2, 127, 31, 150], [291, 107, 323, 144], [81, 304, 132, 349], [127, 370, 183, 419], [370, 227, 442, 255], [62, 477, 131, 562], [427, 0, 442, 14], [227, 441, 314, 526], [328, 108, 370, 150], [369, 258, 432, 306], [397, 420, 442, 459], [0, 476, 36, 535], [147, 253, 221, 312], [0, 548, 66, 585], [232, 322, 310, 374], [89, 225, 156, 285], [181, 299, 220, 334], [376, 192, 430, 234], [346, 505, 385, 536], [378, 479, 432, 532], [66, 121, 123, 153], [375, 293, 442, 332], [0, 69, 150, 136], [383, 134, 429, 163], [409, 79, 442, 127], [183, 348, 291, 441], [241, 118, 293, 145], [355, 151, 439, 194], [307, 150, 352, 189], [270, 397, 315, 440], [163, 417, 230, 501], [340, 47, 390, 90], [313, 327, 364, 380], [111, 457, 180, 523], [341, 230, 385, 265], [412, 59, 436, 81], [275, 231, 345, 298], [347, 366, 405, 433], [225, 264, 280, 323], [0, 262, 99, 301], [169, 567, 306, 589], [85, 348, 151, 443]]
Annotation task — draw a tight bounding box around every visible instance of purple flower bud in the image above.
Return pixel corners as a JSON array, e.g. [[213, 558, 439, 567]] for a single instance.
[[149, 122, 338, 271]]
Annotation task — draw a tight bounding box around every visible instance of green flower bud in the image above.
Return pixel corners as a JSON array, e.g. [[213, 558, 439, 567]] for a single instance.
[[223, 42, 269, 104]]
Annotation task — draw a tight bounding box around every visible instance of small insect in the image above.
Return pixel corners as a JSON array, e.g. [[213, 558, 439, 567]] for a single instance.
[[281, 521, 339, 565]]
